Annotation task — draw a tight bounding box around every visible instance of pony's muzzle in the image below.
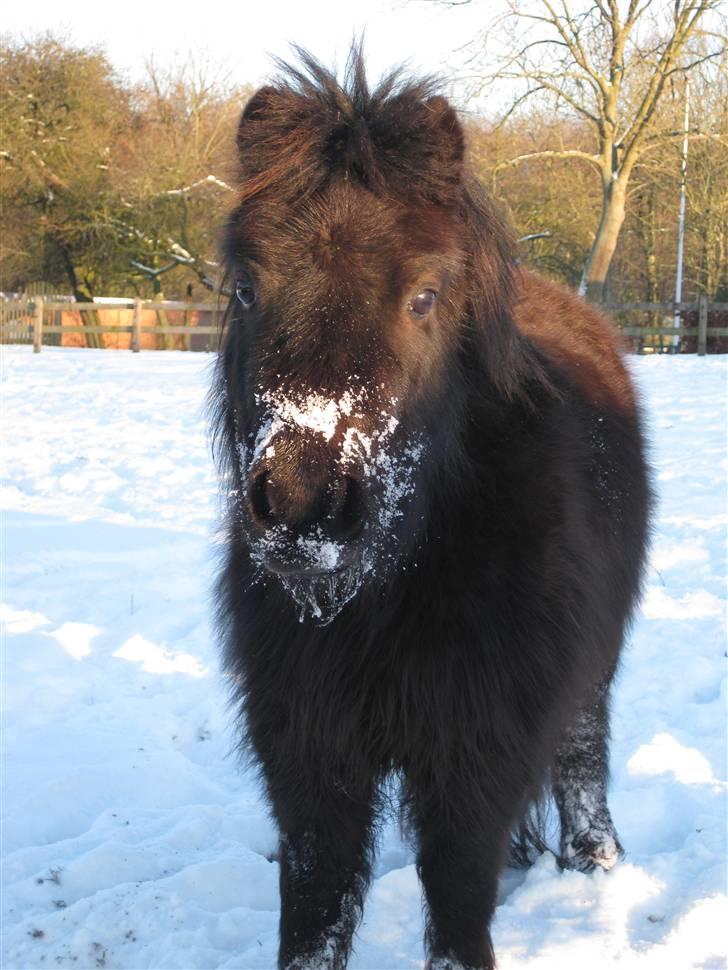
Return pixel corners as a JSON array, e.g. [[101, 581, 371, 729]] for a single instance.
[[247, 458, 366, 574]]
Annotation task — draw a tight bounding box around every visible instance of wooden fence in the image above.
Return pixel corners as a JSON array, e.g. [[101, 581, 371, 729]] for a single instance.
[[1, 295, 727, 355], [0, 298, 224, 353], [606, 294, 728, 355]]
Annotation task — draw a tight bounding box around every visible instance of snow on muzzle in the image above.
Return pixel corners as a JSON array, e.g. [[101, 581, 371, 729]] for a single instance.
[[236, 384, 425, 623], [248, 454, 365, 574]]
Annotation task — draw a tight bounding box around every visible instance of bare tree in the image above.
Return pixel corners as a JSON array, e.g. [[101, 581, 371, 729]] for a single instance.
[[466, 113, 601, 286], [117, 57, 242, 299], [439, 0, 725, 301]]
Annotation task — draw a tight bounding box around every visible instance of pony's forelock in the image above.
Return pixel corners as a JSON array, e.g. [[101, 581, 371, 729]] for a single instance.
[[234, 43, 463, 206]]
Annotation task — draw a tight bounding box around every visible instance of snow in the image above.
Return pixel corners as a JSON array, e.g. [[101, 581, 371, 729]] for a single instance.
[[2, 346, 726, 970], [256, 386, 365, 442]]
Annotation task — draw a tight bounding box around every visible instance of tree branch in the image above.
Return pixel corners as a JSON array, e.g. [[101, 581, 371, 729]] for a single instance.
[[130, 259, 178, 278], [618, 2, 717, 169], [488, 70, 602, 126], [539, 0, 608, 96], [164, 174, 233, 196], [493, 149, 603, 178]]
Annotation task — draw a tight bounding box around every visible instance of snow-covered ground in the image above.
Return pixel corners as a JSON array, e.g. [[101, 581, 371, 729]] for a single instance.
[[2, 346, 726, 970]]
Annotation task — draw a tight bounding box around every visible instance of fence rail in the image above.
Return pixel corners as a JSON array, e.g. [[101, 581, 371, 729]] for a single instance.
[[606, 294, 728, 355], [0, 298, 224, 353], [2, 295, 727, 355]]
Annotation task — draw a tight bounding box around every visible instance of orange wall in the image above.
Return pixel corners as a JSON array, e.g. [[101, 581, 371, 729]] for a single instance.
[[59, 308, 215, 350]]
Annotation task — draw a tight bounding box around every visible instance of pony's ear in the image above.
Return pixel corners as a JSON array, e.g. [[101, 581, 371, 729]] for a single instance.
[[235, 84, 321, 200], [240, 85, 280, 123], [237, 87, 276, 159], [424, 95, 465, 181], [237, 86, 287, 158]]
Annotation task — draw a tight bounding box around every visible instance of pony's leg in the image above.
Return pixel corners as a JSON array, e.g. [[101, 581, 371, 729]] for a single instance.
[[408, 784, 509, 970], [272, 778, 376, 970], [552, 680, 624, 872]]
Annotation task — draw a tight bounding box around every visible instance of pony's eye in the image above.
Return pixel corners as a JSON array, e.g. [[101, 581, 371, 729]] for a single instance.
[[235, 281, 256, 309], [408, 289, 436, 319]]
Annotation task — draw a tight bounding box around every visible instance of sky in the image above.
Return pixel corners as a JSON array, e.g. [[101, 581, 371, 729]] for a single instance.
[[2, 0, 495, 103]]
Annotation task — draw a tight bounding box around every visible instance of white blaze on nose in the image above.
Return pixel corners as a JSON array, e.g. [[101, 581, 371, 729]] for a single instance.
[[255, 387, 365, 445], [244, 385, 368, 476]]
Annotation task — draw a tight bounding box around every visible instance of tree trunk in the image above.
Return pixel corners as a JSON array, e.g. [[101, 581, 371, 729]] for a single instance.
[[581, 179, 628, 304], [151, 268, 174, 351], [58, 243, 102, 348], [153, 289, 174, 351]]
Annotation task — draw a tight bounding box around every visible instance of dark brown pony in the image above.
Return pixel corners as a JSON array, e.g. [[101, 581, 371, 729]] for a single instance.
[[211, 47, 651, 970]]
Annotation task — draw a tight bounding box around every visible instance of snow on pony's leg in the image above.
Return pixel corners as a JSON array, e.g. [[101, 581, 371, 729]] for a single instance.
[[276, 801, 376, 969], [553, 680, 624, 873]]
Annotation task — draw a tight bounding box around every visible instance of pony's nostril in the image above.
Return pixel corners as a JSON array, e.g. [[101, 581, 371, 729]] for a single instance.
[[249, 470, 275, 527], [249, 466, 365, 540]]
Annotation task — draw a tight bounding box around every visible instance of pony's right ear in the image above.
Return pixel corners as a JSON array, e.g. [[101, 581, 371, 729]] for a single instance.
[[240, 85, 280, 124], [235, 84, 315, 199], [236, 86, 287, 164]]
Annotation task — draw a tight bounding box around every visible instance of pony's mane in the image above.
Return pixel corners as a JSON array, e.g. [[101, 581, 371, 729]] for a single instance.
[[235, 44, 464, 205]]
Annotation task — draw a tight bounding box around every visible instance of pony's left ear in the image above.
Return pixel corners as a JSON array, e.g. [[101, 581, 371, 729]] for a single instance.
[[424, 95, 465, 181]]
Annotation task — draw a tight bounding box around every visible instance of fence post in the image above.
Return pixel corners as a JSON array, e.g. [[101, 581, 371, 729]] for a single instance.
[[33, 298, 44, 353], [697, 293, 708, 356], [132, 299, 142, 353]]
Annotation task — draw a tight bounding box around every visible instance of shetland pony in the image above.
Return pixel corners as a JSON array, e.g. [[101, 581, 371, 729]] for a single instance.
[[211, 48, 651, 970]]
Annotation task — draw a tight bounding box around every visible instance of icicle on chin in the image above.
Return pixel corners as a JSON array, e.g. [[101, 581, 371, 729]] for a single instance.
[[281, 566, 366, 626]]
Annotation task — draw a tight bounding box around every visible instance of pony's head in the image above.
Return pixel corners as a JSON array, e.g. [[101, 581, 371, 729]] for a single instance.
[[213, 47, 524, 623]]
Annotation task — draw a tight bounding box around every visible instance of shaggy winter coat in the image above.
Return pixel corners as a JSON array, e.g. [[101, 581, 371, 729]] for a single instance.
[[210, 47, 651, 970]]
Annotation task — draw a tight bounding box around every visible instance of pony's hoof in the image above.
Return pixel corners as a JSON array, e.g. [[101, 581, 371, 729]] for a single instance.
[[560, 827, 624, 872]]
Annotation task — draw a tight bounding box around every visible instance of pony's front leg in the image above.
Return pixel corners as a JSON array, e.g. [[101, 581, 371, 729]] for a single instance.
[[408, 780, 510, 970], [271, 777, 376, 970]]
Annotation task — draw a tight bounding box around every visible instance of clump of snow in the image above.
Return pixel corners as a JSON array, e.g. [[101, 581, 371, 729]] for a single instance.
[[627, 732, 720, 786], [0, 605, 52, 634], [640, 586, 724, 619], [1, 348, 726, 970], [295, 534, 342, 572], [256, 386, 366, 446], [113, 633, 209, 678], [47, 622, 101, 661]]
